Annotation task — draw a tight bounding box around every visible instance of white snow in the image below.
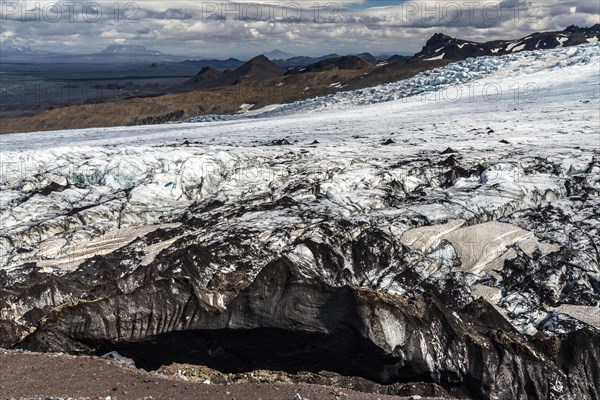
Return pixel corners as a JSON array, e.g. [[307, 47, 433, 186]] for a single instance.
[[424, 53, 445, 61], [329, 82, 345, 89], [238, 103, 254, 112], [402, 220, 559, 276], [506, 42, 523, 52], [511, 44, 526, 52]]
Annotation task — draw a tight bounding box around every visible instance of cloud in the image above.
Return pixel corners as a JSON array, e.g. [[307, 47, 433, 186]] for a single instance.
[[146, 8, 195, 20], [0, 0, 598, 56]]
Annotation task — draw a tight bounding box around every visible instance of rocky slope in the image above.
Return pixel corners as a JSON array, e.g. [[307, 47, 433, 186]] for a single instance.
[[1, 43, 599, 399]]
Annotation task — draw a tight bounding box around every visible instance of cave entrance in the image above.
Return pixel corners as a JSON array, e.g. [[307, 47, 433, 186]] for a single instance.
[[92, 327, 423, 384]]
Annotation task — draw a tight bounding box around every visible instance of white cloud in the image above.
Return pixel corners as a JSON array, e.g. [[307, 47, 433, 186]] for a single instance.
[[0, 0, 598, 57]]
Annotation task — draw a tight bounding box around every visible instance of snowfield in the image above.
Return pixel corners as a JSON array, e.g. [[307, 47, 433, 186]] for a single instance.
[[0, 43, 599, 339]]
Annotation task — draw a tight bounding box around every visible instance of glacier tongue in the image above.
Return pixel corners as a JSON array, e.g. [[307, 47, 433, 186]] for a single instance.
[[1, 42, 599, 328], [0, 43, 599, 399]]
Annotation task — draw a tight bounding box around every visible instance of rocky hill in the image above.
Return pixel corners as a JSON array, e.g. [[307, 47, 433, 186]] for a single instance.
[[214, 55, 287, 86], [290, 55, 374, 73], [179, 55, 287, 90], [177, 66, 224, 91]]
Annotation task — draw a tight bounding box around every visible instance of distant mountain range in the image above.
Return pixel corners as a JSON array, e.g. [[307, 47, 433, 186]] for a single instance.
[[0, 44, 392, 67], [0, 46, 55, 57], [175, 51, 419, 93], [2, 25, 597, 69], [173, 24, 600, 96], [100, 45, 163, 56], [0, 45, 181, 63]]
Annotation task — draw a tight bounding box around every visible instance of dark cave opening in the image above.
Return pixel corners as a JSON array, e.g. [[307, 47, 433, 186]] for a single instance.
[[92, 327, 432, 385]]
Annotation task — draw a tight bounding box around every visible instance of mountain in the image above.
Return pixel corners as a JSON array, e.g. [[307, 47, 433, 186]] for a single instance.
[[386, 54, 410, 62], [0, 47, 57, 59], [0, 46, 54, 56], [100, 45, 163, 55], [273, 54, 340, 68], [263, 49, 294, 60], [377, 52, 402, 60], [212, 55, 286, 86], [413, 25, 600, 61], [290, 55, 373, 73], [0, 45, 186, 63], [179, 58, 245, 71], [175, 66, 224, 91], [354, 52, 379, 63], [176, 55, 285, 90], [190, 66, 223, 83], [564, 23, 600, 33]]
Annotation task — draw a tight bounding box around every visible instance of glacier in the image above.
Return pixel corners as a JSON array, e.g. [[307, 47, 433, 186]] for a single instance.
[[0, 43, 599, 399]]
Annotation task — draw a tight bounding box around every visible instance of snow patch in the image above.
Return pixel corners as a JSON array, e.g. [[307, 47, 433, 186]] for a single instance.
[[424, 53, 445, 61]]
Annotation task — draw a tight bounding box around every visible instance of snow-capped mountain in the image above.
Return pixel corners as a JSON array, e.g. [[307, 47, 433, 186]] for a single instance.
[[100, 45, 164, 55], [1, 43, 599, 399], [263, 49, 294, 60], [414, 25, 600, 61]]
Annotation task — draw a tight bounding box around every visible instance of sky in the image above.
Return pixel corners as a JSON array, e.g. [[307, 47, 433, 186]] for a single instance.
[[1, 0, 599, 58]]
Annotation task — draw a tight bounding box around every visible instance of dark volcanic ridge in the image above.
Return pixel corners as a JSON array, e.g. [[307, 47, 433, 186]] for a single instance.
[[179, 55, 287, 90], [290, 55, 374, 73], [414, 25, 600, 60]]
